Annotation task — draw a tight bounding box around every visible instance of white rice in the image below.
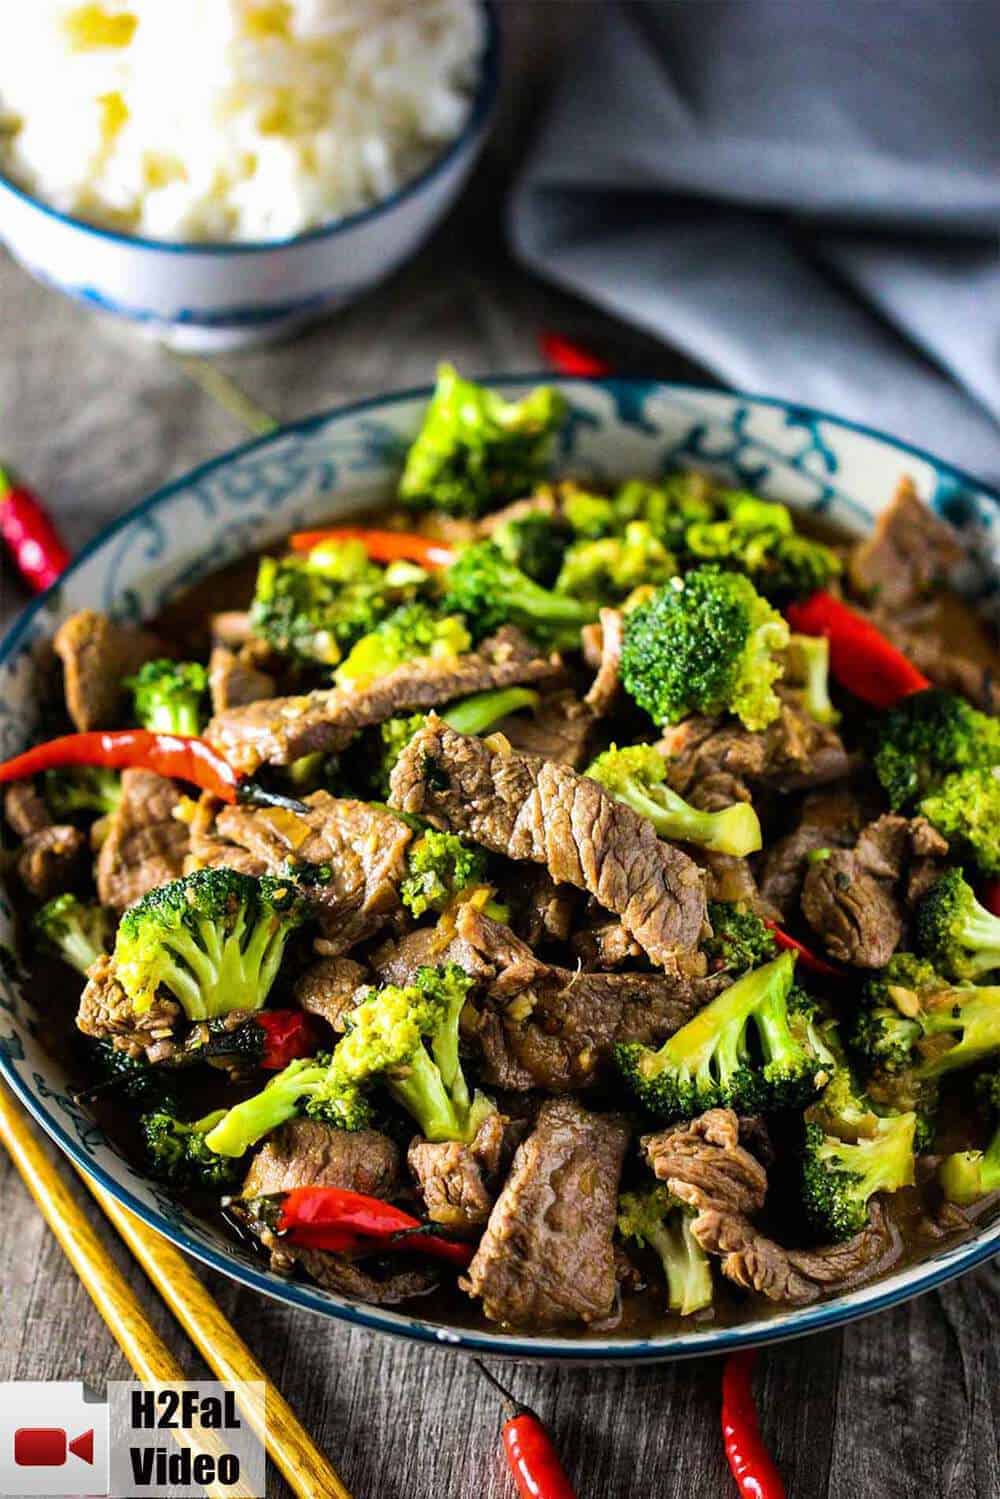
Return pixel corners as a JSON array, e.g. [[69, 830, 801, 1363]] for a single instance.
[[0, 0, 485, 242]]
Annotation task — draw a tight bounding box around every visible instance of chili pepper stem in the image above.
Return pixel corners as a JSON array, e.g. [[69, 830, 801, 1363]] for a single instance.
[[473, 1358, 523, 1417], [235, 784, 309, 814]]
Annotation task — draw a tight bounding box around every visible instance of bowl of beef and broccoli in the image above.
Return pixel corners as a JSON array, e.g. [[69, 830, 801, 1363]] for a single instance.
[[2, 366, 999, 1357]]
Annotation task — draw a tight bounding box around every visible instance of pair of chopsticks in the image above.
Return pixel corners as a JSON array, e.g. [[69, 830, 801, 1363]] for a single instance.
[[0, 1084, 351, 1499]]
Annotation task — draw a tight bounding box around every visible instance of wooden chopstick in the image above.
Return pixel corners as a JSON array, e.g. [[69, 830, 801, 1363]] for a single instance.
[[0, 1085, 352, 1499]]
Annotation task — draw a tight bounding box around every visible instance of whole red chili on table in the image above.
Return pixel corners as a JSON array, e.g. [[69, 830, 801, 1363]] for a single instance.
[[786, 590, 930, 709], [722, 1351, 786, 1499], [474, 1361, 578, 1499], [0, 730, 306, 811], [0, 466, 71, 592]]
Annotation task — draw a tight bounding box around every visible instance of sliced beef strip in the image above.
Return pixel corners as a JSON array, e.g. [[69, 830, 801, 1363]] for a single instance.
[[292, 957, 367, 1034], [584, 607, 624, 718], [210, 612, 257, 649], [455, 904, 725, 1092], [278, 1246, 437, 1304], [206, 793, 414, 953], [408, 1112, 511, 1233], [4, 781, 51, 837], [389, 717, 707, 973], [96, 768, 189, 911], [494, 691, 596, 768], [800, 814, 948, 968], [186, 793, 267, 877], [503, 868, 579, 949], [460, 1098, 629, 1327], [53, 610, 162, 732], [660, 691, 852, 798], [759, 788, 876, 918], [76, 954, 181, 1062], [208, 644, 276, 716], [570, 916, 644, 971], [241, 1119, 400, 1200], [16, 824, 86, 900], [871, 610, 1000, 715], [644, 1110, 901, 1305], [849, 476, 966, 611], [207, 626, 562, 774]]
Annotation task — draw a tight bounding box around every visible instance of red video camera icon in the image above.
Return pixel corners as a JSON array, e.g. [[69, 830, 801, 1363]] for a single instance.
[[13, 1428, 94, 1467]]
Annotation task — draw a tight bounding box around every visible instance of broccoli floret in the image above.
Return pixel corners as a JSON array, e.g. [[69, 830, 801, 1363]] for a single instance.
[[43, 766, 122, 817], [851, 953, 1000, 1079], [613, 474, 717, 550], [617, 1183, 713, 1316], [443, 541, 598, 651], [919, 767, 1000, 875], [585, 743, 762, 857], [333, 602, 471, 691], [249, 542, 391, 666], [914, 868, 1000, 981], [703, 901, 779, 973], [561, 486, 619, 539], [33, 894, 110, 975], [492, 510, 568, 586], [125, 659, 209, 736], [399, 365, 566, 518], [555, 522, 677, 602], [401, 830, 489, 918], [370, 687, 540, 797], [113, 869, 306, 1022], [204, 1051, 371, 1157], [785, 634, 839, 726], [801, 1111, 916, 1241], [683, 492, 841, 600], [615, 952, 829, 1119], [619, 566, 790, 731], [938, 1070, 1000, 1205], [335, 963, 494, 1143], [872, 689, 1000, 810], [141, 1105, 242, 1188]]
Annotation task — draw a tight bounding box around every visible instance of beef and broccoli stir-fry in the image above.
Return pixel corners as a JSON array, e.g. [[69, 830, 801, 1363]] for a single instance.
[[5, 364, 1000, 1335]]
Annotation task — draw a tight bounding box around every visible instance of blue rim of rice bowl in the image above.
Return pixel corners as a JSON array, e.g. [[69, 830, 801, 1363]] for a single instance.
[[0, 0, 499, 257]]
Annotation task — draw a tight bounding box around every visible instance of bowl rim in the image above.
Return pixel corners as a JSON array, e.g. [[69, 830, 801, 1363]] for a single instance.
[[3, 373, 999, 1361], [0, 0, 499, 257]]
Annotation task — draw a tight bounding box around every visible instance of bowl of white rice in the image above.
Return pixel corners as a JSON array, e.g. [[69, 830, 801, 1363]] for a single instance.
[[0, 0, 497, 350]]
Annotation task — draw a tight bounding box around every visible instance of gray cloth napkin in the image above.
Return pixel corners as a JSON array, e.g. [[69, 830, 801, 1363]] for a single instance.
[[510, 0, 1000, 481]]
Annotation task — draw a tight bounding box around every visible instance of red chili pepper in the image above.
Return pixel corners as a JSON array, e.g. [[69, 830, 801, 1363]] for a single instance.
[[0, 730, 241, 803], [763, 920, 842, 979], [474, 1362, 577, 1499], [538, 332, 613, 379], [288, 527, 455, 569], [277, 1186, 474, 1267], [721, 1351, 786, 1499], [253, 1010, 318, 1070], [0, 466, 71, 593], [0, 729, 309, 812], [981, 880, 1000, 918], [786, 591, 930, 709]]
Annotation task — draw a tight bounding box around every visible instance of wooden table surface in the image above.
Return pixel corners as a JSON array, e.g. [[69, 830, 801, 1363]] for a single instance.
[[1, 10, 998, 1497]]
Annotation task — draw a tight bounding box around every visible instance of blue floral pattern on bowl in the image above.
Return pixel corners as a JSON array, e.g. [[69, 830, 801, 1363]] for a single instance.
[[2, 377, 998, 1361]]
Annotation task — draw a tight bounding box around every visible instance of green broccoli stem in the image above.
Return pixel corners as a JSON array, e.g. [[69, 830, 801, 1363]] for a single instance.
[[786, 634, 839, 726], [442, 687, 540, 736], [916, 987, 1000, 1077], [618, 778, 762, 857], [145, 699, 202, 737], [204, 1059, 330, 1157], [649, 1213, 714, 1316], [938, 1123, 1000, 1204]]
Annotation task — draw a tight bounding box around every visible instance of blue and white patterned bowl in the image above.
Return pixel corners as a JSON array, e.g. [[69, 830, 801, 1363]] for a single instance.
[[0, 4, 498, 354], [2, 378, 998, 1361]]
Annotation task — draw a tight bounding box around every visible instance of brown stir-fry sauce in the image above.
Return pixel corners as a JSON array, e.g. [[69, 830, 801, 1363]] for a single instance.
[[6, 372, 1000, 1338]]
